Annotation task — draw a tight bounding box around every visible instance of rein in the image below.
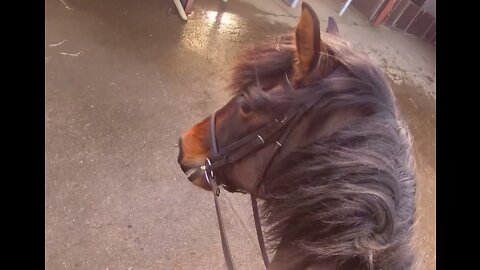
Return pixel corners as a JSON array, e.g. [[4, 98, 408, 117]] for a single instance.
[[202, 73, 324, 269]]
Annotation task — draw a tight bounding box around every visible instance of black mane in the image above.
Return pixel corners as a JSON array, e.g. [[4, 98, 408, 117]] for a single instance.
[[230, 33, 416, 269]]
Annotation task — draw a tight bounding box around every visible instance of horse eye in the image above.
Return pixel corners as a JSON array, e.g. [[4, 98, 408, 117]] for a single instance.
[[240, 102, 251, 113], [238, 95, 251, 114]]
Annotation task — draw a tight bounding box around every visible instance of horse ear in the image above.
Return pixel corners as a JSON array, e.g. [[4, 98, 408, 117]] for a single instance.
[[293, 2, 325, 87], [326, 16, 339, 35]]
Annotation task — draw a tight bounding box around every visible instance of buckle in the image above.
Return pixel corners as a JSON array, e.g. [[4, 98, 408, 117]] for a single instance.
[[204, 158, 220, 196]]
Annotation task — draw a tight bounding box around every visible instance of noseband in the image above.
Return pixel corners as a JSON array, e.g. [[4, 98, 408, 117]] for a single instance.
[[202, 74, 325, 269]]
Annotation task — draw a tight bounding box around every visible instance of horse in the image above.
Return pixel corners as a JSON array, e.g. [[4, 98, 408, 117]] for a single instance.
[[177, 3, 416, 269]]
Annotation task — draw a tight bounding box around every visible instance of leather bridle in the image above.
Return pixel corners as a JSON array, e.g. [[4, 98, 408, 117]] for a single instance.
[[201, 74, 327, 270]]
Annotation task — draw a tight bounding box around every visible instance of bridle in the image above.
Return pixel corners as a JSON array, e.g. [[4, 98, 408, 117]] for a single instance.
[[202, 73, 328, 270]]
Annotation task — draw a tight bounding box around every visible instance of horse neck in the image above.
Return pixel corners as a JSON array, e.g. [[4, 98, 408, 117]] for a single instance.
[[267, 240, 357, 270]]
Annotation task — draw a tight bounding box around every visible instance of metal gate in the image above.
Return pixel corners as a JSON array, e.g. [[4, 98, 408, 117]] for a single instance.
[[347, 0, 436, 45], [385, 0, 435, 45]]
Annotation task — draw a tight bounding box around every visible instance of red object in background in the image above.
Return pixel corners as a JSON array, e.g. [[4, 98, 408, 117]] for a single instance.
[[373, 0, 397, 27]]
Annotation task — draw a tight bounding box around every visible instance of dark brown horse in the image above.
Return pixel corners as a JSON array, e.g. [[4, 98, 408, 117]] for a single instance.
[[177, 3, 416, 269]]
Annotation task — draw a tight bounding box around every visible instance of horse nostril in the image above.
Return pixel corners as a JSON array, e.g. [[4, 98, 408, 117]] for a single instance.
[[180, 164, 190, 173], [177, 137, 185, 167]]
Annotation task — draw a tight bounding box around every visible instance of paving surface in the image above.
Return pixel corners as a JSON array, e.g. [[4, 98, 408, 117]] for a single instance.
[[45, 0, 436, 269]]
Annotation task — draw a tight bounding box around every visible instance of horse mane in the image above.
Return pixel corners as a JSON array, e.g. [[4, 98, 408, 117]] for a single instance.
[[230, 33, 417, 269]]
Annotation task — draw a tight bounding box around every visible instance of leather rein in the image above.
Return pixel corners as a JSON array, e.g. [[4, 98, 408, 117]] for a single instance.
[[201, 73, 327, 269]]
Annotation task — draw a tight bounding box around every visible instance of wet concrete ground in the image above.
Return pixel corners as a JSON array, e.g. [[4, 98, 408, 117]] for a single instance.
[[45, 0, 435, 269]]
